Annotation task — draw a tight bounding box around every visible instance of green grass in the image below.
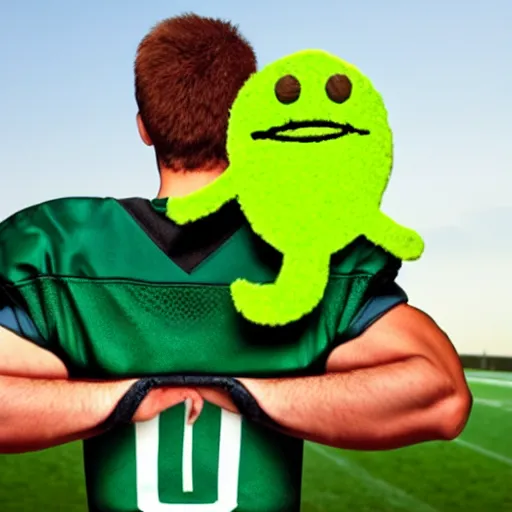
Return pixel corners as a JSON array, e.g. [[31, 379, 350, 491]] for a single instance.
[[301, 371, 512, 512], [1, 371, 511, 511], [0, 442, 87, 511]]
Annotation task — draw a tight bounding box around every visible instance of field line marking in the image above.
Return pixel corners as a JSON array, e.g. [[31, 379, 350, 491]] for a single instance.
[[454, 438, 512, 467], [473, 398, 511, 410], [308, 443, 438, 512], [466, 377, 512, 388], [465, 371, 512, 381]]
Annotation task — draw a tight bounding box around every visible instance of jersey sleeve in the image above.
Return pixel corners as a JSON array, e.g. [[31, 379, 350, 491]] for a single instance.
[[0, 296, 45, 345], [344, 282, 408, 339], [0, 202, 58, 348]]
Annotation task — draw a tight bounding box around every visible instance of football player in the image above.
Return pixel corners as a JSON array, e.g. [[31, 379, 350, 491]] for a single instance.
[[0, 14, 471, 512]]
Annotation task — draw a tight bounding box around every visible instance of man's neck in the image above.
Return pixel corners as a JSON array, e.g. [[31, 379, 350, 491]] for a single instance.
[[156, 166, 225, 199]]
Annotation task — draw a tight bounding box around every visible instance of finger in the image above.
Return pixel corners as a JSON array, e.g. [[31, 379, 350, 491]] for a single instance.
[[186, 393, 204, 425]]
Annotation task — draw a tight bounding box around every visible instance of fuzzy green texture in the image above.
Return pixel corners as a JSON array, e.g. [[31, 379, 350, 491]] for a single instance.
[[167, 49, 424, 326]]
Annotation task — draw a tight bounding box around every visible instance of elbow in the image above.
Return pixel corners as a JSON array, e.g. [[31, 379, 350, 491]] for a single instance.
[[434, 379, 473, 441], [413, 354, 473, 442]]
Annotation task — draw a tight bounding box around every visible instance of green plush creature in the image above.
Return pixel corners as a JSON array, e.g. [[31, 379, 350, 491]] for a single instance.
[[166, 49, 424, 326]]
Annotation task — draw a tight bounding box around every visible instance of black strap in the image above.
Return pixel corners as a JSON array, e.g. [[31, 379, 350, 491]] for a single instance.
[[102, 375, 280, 431]]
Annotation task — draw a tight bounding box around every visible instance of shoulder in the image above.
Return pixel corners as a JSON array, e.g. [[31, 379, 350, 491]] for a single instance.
[[326, 237, 407, 342], [0, 197, 120, 283], [330, 236, 401, 277], [0, 197, 117, 234], [326, 304, 455, 372]]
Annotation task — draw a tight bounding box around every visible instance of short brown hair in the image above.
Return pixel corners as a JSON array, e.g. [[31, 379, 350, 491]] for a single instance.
[[135, 13, 257, 170]]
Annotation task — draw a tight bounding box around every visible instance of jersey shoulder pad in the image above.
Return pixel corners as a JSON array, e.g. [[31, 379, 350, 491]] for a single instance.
[[331, 236, 401, 277], [0, 197, 116, 283]]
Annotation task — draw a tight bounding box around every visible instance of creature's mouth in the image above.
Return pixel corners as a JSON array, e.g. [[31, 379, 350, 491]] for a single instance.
[[251, 120, 370, 143]]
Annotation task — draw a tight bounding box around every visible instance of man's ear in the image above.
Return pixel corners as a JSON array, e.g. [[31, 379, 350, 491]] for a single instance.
[[136, 113, 153, 146]]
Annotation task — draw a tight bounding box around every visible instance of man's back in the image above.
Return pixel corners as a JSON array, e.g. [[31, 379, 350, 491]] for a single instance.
[[0, 195, 402, 511]]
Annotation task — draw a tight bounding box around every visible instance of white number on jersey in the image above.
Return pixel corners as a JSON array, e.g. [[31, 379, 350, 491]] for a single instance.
[[135, 402, 243, 511]]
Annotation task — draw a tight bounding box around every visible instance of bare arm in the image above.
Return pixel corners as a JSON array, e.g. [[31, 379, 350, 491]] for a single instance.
[[237, 304, 472, 450], [0, 374, 134, 453], [0, 327, 119, 452], [0, 327, 229, 454], [0, 327, 137, 453], [0, 325, 69, 379]]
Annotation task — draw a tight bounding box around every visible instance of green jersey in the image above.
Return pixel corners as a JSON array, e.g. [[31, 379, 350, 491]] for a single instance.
[[0, 197, 403, 511]]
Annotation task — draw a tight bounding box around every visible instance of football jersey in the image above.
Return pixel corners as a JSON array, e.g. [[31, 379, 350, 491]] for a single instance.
[[0, 197, 404, 512]]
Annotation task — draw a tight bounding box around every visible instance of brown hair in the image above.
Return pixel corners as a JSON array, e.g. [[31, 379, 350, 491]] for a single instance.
[[135, 13, 257, 170]]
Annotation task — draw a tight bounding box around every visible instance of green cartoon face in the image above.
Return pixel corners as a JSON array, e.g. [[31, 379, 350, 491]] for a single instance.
[[226, 50, 393, 206], [167, 49, 423, 326]]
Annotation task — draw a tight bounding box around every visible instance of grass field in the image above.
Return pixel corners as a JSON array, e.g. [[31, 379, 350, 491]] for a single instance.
[[1, 370, 511, 511]]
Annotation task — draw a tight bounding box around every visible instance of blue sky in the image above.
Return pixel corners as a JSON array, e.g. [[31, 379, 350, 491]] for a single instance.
[[0, 0, 510, 355]]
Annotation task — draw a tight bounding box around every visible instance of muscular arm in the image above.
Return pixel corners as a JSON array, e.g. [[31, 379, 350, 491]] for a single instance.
[[0, 326, 228, 454], [0, 374, 134, 454], [0, 327, 131, 452], [238, 304, 472, 450]]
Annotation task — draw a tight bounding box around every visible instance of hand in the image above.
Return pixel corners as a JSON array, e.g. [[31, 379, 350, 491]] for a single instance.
[[236, 377, 265, 402], [132, 385, 204, 424], [196, 386, 239, 414]]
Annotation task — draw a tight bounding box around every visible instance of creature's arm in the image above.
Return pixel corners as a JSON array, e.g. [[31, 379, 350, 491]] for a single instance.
[[166, 169, 237, 224], [366, 212, 424, 261], [237, 304, 472, 450]]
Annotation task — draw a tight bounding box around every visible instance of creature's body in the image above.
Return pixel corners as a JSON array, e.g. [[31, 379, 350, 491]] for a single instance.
[[167, 50, 424, 326], [0, 197, 404, 511]]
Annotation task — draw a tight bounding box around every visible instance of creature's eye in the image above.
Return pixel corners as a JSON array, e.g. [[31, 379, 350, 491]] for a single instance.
[[275, 75, 301, 104], [326, 74, 352, 103]]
